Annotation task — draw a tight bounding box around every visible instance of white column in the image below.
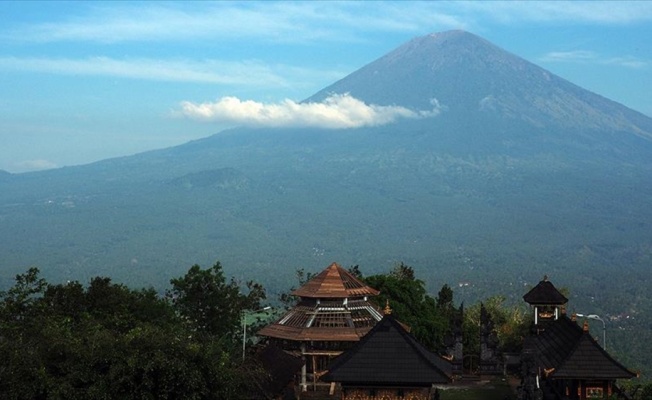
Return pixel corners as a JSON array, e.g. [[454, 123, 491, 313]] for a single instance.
[[301, 343, 307, 392]]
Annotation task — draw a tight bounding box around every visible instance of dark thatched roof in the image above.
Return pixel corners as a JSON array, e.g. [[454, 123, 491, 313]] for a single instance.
[[524, 316, 636, 380], [523, 275, 568, 305], [322, 314, 452, 386]]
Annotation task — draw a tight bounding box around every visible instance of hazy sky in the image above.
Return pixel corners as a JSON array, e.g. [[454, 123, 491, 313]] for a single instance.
[[2, 1, 651, 173]]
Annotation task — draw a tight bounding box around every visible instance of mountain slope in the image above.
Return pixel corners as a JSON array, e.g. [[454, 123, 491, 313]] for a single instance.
[[309, 30, 652, 139], [1, 30, 651, 338]]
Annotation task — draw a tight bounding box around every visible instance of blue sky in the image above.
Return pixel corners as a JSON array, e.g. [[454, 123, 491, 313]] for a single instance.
[[2, 1, 651, 173]]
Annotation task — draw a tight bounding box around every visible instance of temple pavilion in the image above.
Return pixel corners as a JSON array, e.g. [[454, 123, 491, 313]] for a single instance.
[[323, 305, 452, 400], [519, 276, 637, 400], [258, 262, 384, 392]]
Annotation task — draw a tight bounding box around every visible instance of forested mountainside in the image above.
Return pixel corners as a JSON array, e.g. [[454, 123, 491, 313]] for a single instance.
[[1, 30, 651, 376]]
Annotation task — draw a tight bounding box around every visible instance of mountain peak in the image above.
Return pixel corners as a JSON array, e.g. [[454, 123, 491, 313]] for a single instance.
[[411, 29, 488, 46], [307, 31, 652, 138], [378, 29, 522, 75], [306, 30, 531, 111]]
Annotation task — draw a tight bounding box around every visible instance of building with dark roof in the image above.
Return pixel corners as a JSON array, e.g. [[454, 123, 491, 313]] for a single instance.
[[322, 306, 452, 400], [258, 262, 383, 392], [519, 277, 636, 400], [523, 275, 568, 327]]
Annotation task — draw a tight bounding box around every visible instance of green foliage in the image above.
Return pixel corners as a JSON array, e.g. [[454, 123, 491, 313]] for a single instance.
[[168, 261, 266, 338], [359, 264, 532, 358], [640, 383, 652, 400], [463, 295, 531, 355], [437, 283, 454, 310], [364, 263, 449, 351], [0, 265, 265, 399], [390, 262, 416, 280], [347, 264, 363, 279], [0, 267, 47, 321]]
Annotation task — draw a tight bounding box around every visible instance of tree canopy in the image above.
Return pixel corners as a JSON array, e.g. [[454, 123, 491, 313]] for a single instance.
[[0, 264, 268, 399], [359, 263, 530, 358], [362, 263, 451, 352], [168, 261, 265, 338]]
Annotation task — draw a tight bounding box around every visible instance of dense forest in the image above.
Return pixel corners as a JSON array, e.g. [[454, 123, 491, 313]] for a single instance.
[[1, 262, 649, 399]]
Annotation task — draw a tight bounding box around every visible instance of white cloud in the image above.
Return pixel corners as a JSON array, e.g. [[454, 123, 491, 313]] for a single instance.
[[179, 94, 442, 129], [540, 50, 649, 69], [540, 51, 598, 62], [603, 57, 649, 69], [13, 159, 58, 172]]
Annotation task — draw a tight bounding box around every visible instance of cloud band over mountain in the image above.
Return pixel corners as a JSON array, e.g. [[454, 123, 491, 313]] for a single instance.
[[179, 94, 442, 128]]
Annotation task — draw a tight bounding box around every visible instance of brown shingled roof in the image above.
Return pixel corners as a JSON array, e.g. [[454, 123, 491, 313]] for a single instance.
[[258, 298, 383, 342], [291, 262, 380, 298]]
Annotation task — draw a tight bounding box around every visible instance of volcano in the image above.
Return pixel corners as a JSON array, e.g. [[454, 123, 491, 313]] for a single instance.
[[313, 31, 651, 133], [1, 30, 651, 317]]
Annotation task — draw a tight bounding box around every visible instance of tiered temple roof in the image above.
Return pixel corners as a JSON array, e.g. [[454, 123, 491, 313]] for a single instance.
[[291, 263, 380, 298], [259, 262, 383, 342]]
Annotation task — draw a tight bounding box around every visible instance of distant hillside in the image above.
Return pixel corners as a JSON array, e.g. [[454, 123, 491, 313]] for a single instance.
[[1, 32, 652, 376]]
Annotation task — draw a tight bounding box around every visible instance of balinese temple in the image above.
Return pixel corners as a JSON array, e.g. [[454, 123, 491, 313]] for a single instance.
[[518, 277, 637, 400], [258, 262, 384, 392], [322, 304, 452, 400], [523, 275, 568, 328]]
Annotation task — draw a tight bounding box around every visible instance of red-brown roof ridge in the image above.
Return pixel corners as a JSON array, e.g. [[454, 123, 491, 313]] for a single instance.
[[291, 262, 380, 298]]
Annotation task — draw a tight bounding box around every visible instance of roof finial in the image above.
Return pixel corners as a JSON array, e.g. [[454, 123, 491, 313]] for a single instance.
[[583, 320, 590, 332], [543, 275, 548, 282], [384, 299, 392, 315], [571, 313, 577, 322]]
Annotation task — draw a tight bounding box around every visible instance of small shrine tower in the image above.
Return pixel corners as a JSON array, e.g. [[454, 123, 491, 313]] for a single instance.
[[522, 275, 568, 328]]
